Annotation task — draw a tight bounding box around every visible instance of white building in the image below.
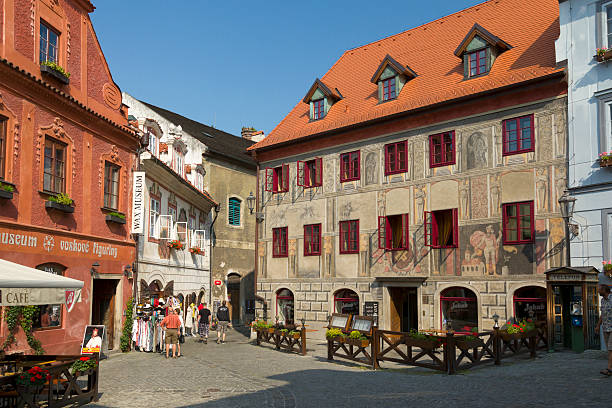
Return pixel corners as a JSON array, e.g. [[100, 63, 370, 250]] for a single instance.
[[556, 0, 612, 269], [124, 93, 216, 305]]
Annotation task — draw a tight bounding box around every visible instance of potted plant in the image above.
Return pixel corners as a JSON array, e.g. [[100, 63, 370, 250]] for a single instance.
[[405, 330, 441, 349], [105, 211, 126, 224], [598, 151, 612, 168], [15, 365, 50, 397], [70, 356, 97, 376], [45, 193, 74, 213], [325, 328, 344, 342], [0, 182, 14, 199], [595, 47, 612, 63], [603, 260, 612, 278], [347, 330, 369, 348], [455, 328, 484, 350], [40, 61, 70, 84], [189, 247, 203, 255], [167, 240, 184, 250], [289, 330, 301, 339], [279, 328, 289, 337]]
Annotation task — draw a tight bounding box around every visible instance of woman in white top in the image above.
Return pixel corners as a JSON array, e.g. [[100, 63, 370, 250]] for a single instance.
[[185, 305, 194, 337], [176, 308, 184, 357]]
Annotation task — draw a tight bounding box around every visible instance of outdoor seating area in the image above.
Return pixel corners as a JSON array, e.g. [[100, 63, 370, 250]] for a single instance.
[[0, 354, 99, 407]]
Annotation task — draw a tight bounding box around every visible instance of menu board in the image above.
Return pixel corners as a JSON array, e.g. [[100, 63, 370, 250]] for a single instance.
[[351, 316, 373, 334], [363, 302, 379, 326], [330, 314, 350, 330]]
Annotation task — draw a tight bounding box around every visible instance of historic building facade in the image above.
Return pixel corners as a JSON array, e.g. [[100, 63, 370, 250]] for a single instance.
[[250, 0, 568, 333], [123, 95, 257, 323], [556, 0, 612, 269], [0, 0, 139, 353]]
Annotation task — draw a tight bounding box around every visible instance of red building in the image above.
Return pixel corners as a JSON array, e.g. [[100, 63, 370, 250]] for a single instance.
[[0, 0, 138, 354]]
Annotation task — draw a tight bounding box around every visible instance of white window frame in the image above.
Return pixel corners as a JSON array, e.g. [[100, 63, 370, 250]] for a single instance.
[[192, 229, 206, 250], [149, 197, 161, 238], [175, 221, 188, 244], [158, 214, 173, 240], [604, 1, 612, 48], [148, 130, 158, 157], [606, 101, 612, 151]]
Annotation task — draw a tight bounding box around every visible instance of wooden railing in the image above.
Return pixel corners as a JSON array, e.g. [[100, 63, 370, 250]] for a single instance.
[[327, 337, 374, 366], [0, 354, 99, 407], [373, 330, 445, 371], [254, 326, 307, 356]]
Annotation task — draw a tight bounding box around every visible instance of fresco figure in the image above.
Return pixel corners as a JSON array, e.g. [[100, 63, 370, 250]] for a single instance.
[[469, 225, 502, 276]]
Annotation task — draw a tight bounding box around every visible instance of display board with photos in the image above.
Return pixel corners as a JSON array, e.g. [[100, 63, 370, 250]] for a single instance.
[[350, 315, 374, 335], [81, 325, 105, 354], [330, 313, 352, 331]]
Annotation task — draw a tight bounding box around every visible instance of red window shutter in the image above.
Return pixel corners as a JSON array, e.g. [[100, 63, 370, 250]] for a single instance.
[[297, 161, 305, 187], [282, 164, 289, 192], [428, 136, 434, 167], [402, 213, 410, 250], [355, 151, 361, 180], [424, 211, 432, 247], [378, 216, 386, 250], [502, 120, 507, 155], [265, 168, 273, 192], [303, 225, 308, 255], [402, 141, 408, 171], [385, 145, 391, 174], [315, 158, 323, 187], [452, 208, 458, 247]]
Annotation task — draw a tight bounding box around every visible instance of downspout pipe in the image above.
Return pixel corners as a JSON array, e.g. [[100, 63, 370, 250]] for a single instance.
[[208, 204, 220, 306]]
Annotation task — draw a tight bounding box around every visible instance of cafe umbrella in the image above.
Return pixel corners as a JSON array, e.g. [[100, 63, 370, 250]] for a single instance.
[[0, 259, 83, 311]]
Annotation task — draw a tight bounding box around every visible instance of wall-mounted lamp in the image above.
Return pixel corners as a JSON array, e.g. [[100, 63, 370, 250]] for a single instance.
[[90, 262, 100, 276], [123, 264, 133, 279], [492, 313, 500, 329]]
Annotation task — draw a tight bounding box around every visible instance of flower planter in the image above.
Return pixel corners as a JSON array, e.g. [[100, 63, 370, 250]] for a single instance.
[[105, 214, 126, 224], [40, 64, 70, 84], [455, 337, 484, 351], [292, 332, 301, 340], [0, 189, 13, 199], [267, 328, 275, 334], [596, 50, 612, 63], [347, 338, 370, 348], [335, 336, 346, 344], [45, 200, 74, 213], [599, 158, 612, 168], [405, 337, 440, 350], [72, 368, 94, 377]]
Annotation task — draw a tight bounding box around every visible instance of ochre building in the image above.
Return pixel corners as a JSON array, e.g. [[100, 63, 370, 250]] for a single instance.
[[0, 0, 138, 353], [249, 0, 567, 334]]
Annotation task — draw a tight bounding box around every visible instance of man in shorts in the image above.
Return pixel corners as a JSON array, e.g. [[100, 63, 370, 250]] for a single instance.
[[216, 300, 231, 344], [160, 308, 181, 359], [198, 303, 212, 343], [595, 284, 612, 376]]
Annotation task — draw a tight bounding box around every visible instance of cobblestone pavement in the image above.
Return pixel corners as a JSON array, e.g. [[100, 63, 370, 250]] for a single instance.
[[90, 328, 611, 408]]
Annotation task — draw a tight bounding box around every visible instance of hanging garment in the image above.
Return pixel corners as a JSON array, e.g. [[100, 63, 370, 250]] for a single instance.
[[185, 307, 194, 329]]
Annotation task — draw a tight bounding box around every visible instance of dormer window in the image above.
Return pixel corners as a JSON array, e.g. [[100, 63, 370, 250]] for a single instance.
[[303, 79, 341, 121], [173, 146, 185, 177], [313, 99, 325, 120], [371, 55, 417, 103], [382, 77, 396, 101], [454, 24, 511, 80]]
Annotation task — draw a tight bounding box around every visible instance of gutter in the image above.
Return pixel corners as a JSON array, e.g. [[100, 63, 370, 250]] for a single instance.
[[208, 204, 220, 306]]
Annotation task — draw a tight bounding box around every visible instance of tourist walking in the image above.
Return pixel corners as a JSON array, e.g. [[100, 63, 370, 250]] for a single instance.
[[596, 284, 612, 376], [198, 303, 211, 343], [216, 301, 231, 344], [160, 308, 180, 359], [185, 303, 195, 337], [176, 308, 184, 357]]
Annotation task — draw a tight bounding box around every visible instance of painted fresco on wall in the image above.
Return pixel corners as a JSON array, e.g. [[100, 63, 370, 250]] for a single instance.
[[365, 151, 378, 186], [465, 132, 487, 170], [459, 223, 534, 276]]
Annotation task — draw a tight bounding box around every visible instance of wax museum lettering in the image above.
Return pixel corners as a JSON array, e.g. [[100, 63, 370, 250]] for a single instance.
[[0, 233, 37, 247]]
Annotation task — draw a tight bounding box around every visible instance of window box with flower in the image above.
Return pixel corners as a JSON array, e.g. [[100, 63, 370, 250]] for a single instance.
[[0, 181, 15, 199], [499, 319, 537, 341], [71, 356, 98, 376], [105, 211, 126, 224], [167, 240, 184, 250], [595, 48, 612, 63], [189, 247, 204, 255], [45, 193, 74, 213], [40, 61, 70, 84], [347, 330, 370, 348], [602, 260, 612, 278], [598, 151, 612, 168], [405, 330, 442, 350]]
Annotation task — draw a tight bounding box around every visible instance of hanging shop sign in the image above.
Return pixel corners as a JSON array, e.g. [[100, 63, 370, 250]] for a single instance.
[[0, 226, 131, 260], [131, 172, 146, 234]]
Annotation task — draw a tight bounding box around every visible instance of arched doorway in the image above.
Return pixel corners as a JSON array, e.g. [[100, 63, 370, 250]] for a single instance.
[[440, 286, 478, 333], [197, 290, 205, 305], [334, 289, 359, 315], [276, 288, 294, 325], [227, 273, 241, 324], [513, 286, 546, 322]]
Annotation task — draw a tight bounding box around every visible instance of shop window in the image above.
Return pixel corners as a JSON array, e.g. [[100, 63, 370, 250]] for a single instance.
[[39, 22, 59, 64], [297, 158, 322, 188], [440, 286, 478, 333], [304, 224, 321, 256], [502, 114, 534, 155], [43, 137, 66, 194], [384, 140, 408, 175], [265, 164, 289, 193], [312, 99, 325, 120], [468, 48, 488, 77], [339, 220, 359, 254], [276, 289, 294, 325], [149, 196, 161, 238], [513, 286, 546, 322], [340, 151, 360, 182], [429, 131, 455, 167], [273, 227, 288, 258], [0, 118, 5, 180], [378, 214, 409, 251], [33, 263, 66, 330], [502, 201, 534, 244], [229, 197, 241, 226], [424, 209, 458, 248], [334, 289, 359, 315], [103, 162, 120, 210], [382, 77, 396, 101]]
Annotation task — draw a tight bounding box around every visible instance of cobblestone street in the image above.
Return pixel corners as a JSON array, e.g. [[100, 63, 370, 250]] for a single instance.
[[90, 328, 610, 408]]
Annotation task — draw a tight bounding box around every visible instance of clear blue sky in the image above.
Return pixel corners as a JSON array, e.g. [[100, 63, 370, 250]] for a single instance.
[[91, 0, 484, 136]]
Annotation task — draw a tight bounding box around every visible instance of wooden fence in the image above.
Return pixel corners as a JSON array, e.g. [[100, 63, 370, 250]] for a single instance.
[[255, 327, 307, 356]]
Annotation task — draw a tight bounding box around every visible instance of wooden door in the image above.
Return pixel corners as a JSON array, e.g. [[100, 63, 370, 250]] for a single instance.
[[92, 279, 118, 350]]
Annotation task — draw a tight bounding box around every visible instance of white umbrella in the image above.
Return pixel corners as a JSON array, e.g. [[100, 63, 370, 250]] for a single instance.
[[0, 258, 83, 311]]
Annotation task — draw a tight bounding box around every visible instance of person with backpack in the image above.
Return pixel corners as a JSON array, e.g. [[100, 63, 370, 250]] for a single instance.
[[216, 300, 231, 344]]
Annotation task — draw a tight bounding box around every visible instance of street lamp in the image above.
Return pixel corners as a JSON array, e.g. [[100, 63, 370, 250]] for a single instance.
[[247, 192, 256, 214], [558, 190, 577, 267], [492, 313, 499, 329]]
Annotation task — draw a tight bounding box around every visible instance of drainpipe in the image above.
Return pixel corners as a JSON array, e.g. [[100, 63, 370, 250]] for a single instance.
[[208, 204, 220, 306]]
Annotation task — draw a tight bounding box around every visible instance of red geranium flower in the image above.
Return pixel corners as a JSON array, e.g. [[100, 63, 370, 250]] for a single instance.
[[30, 377, 35, 382], [80, 357, 90, 361]]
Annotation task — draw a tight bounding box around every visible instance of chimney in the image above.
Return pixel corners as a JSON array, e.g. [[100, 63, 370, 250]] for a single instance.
[[241, 127, 265, 143]]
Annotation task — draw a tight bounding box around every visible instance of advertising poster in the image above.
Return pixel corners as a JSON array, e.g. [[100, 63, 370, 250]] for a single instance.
[[81, 325, 105, 354]]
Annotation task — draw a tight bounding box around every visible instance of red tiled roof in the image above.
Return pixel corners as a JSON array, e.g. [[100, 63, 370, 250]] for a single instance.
[[250, 0, 563, 152]]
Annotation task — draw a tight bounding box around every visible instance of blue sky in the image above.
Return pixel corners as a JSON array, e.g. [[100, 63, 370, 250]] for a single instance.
[[91, 0, 484, 136]]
